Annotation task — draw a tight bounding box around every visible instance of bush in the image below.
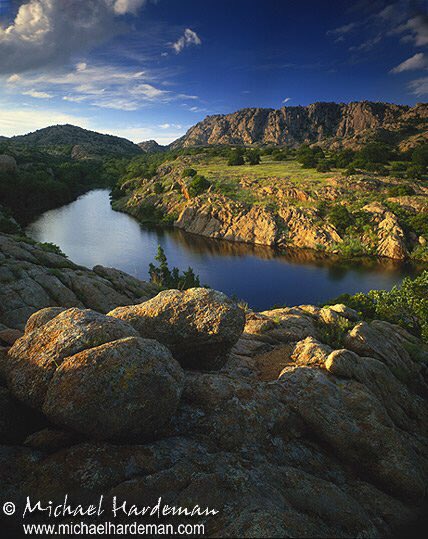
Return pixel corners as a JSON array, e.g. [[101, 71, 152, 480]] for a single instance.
[[406, 165, 425, 179], [357, 142, 394, 165], [316, 160, 331, 173], [188, 175, 211, 197], [327, 205, 354, 235], [153, 182, 164, 194], [327, 271, 428, 342], [227, 150, 245, 166], [388, 185, 415, 197], [246, 150, 261, 165], [182, 168, 197, 178]]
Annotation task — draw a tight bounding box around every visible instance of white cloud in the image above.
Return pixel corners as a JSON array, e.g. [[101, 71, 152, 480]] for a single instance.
[[0, 0, 147, 74], [282, 97, 292, 104], [110, 0, 146, 15], [408, 76, 428, 96], [159, 123, 182, 129], [22, 89, 53, 99], [391, 53, 428, 74], [3, 62, 192, 111], [172, 28, 201, 54], [327, 22, 356, 36], [0, 107, 90, 137], [394, 14, 428, 47]]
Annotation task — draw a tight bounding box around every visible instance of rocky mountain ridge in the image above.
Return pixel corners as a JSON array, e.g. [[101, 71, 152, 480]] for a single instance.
[[0, 233, 427, 537], [170, 101, 428, 150]]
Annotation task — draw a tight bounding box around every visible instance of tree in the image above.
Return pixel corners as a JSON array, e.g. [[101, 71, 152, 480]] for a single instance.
[[316, 160, 331, 172], [357, 142, 393, 164], [227, 149, 245, 166], [148, 245, 201, 290], [246, 150, 261, 165], [328, 205, 354, 235], [411, 144, 428, 169], [188, 175, 211, 197]]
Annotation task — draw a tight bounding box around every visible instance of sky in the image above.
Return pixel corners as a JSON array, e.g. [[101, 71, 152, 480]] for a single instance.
[[0, 0, 427, 144]]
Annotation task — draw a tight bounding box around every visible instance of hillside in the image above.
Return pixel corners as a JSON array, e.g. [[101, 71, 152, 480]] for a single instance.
[[170, 101, 428, 150], [10, 124, 143, 158]]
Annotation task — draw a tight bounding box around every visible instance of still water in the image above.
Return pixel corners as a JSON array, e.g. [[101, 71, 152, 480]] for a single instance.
[[26, 189, 421, 310]]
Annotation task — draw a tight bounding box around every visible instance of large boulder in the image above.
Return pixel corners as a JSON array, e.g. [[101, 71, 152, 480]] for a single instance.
[[43, 337, 184, 440], [108, 288, 245, 370], [6, 308, 139, 409]]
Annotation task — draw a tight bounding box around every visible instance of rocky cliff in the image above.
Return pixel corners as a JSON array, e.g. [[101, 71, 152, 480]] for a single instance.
[[170, 101, 428, 149], [0, 234, 427, 537], [0, 234, 158, 330]]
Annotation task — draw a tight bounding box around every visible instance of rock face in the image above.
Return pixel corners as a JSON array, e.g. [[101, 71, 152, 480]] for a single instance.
[[171, 101, 428, 149], [109, 288, 246, 370], [43, 336, 184, 440], [1, 298, 427, 536], [0, 233, 159, 330]]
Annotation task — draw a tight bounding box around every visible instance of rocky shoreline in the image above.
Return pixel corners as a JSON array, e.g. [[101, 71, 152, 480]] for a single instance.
[[112, 158, 428, 262], [1, 233, 427, 537]]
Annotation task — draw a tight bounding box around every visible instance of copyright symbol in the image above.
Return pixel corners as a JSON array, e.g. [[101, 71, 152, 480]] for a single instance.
[[3, 502, 15, 516]]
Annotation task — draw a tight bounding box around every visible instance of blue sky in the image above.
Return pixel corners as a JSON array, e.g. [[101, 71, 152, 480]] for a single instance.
[[0, 0, 427, 143]]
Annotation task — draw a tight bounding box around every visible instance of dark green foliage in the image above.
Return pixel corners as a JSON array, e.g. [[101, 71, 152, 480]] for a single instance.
[[327, 205, 354, 235], [388, 184, 415, 197], [326, 271, 428, 342], [406, 164, 425, 179], [316, 317, 353, 348], [356, 142, 394, 164], [227, 149, 245, 166], [188, 175, 211, 197], [297, 145, 325, 168], [39, 242, 67, 257], [183, 168, 197, 178], [148, 245, 201, 290], [153, 182, 164, 194], [411, 144, 428, 168], [334, 149, 355, 168], [246, 149, 261, 165], [316, 160, 331, 172]]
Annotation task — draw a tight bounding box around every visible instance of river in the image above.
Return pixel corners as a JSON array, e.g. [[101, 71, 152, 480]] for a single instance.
[[26, 189, 421, 310]]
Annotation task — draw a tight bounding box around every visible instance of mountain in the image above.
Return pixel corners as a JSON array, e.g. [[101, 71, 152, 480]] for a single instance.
[[170, 101, 428, 150], [10, 124, 143, 158], [138, 139, 168, 153]]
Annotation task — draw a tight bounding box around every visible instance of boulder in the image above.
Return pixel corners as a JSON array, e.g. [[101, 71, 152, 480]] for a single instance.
[[24, 307, 67, 334], [43, 336, 184, 440], [6, 308, 139, 409], [108, 288, 245, 370]]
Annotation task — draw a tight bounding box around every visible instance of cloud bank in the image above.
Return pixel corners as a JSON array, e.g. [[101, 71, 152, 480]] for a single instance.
[[0, 0, 147, 74]]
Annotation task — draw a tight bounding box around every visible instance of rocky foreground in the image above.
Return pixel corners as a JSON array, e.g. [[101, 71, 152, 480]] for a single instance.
[[0, 234, 427, 537]]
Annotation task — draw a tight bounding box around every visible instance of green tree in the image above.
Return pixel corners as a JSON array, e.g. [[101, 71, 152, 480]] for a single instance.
[[246, 149, 261, 165], [188, 175, 211, 197], [227, 149, 245, 166], [148, 245, 201, 290]]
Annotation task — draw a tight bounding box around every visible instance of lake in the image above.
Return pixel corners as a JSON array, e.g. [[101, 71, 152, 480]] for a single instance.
[[26, 189, 421, 311]]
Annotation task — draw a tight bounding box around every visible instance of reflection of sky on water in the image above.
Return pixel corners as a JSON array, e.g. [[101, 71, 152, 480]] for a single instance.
[[26, 190, 422, 310]]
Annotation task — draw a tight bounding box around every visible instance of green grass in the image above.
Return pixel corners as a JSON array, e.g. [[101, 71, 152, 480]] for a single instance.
[[196, 155, 340, 185]]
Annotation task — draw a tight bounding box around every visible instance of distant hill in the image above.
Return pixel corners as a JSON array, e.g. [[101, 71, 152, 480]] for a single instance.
[[9, 124, 143, 158], [138, 140, 168, 153], [170, 101, 428, 150]]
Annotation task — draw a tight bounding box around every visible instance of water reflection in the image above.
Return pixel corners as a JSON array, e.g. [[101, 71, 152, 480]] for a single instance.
[[26, 189, 423, 310]]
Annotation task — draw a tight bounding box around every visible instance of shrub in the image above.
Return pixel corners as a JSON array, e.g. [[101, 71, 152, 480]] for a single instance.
[[327, 205, 354, 235], [153, 182, 164, 194], [227, 150, 245, 166], [316, 317, 353, 348], [388, 185, 415, 197], [188, 175, 211, 197], [246, 150, 261, 165], [182, 168, 197, 178], [316, 160, 331, 173], [327, 271, 428, 342]]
